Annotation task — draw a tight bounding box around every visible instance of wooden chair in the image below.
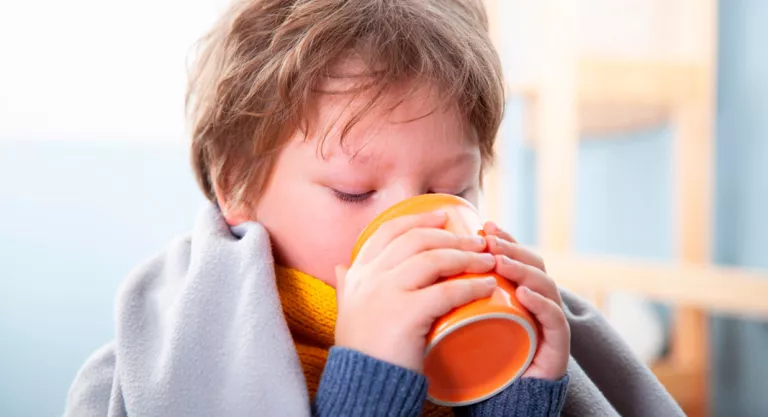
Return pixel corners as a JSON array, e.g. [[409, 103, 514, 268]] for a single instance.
[[481, 1, 768, 415]]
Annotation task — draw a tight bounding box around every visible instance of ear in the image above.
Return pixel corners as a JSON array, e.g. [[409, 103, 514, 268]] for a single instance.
[[213, 184, 250, 226]]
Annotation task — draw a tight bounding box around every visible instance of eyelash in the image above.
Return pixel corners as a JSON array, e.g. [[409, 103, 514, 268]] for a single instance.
[[333, 189, 374, 204], [332, 189, 468, 204]]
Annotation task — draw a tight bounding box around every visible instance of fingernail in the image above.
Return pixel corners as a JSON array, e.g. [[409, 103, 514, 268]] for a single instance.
[[479, 253, 495, 264], [480, 277, 497, 287], [472, 235, 486, 246], [432, 210, 447, 218], [501, 255, 516, 265]]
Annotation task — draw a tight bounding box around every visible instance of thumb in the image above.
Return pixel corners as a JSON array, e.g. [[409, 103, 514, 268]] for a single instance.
[[334, 265, 349, 305]]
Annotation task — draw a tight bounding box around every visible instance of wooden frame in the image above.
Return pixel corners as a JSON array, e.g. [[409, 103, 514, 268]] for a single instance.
[[540, 253, 768, 320]]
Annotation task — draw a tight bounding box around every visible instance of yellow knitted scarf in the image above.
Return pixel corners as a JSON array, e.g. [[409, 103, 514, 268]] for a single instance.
[[275, 266, 453, 417]]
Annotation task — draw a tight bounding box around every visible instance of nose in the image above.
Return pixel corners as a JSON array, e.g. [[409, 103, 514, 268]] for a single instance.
[[376, 183, 425, 212]]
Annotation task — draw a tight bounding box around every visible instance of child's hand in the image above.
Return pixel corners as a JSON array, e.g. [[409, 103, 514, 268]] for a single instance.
[[483, 221, 571, 381], [334, 211, 498, 372]]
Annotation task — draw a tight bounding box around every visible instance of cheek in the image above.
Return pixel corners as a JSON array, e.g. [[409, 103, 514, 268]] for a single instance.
[[257, 191, 367, 286], [293, 221, 361, 283]]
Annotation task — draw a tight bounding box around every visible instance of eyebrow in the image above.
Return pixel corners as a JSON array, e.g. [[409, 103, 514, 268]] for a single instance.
[[331, 147, 479, 169]]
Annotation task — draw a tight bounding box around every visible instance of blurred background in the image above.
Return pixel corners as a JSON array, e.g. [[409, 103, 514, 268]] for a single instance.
[[1, 0, 767, 416]]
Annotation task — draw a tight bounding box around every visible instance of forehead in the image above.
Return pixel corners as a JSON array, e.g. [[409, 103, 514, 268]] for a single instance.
[[305, 80, 478, 162]]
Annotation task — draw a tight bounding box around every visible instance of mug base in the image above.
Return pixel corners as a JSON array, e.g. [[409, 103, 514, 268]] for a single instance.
[[423, 312, 537, 407]]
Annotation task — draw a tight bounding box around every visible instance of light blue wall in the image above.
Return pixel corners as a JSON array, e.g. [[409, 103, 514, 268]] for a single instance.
[[501, 1, 768, 416], [711, 1, 768, 415], [0, 140, 204, 416]]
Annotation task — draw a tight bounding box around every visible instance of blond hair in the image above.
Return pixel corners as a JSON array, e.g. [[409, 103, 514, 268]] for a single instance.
[[187, 0, 504, 206]]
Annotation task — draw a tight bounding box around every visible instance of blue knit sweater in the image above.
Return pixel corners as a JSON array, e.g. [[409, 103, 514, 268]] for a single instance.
[[313, 347, 569, 416]]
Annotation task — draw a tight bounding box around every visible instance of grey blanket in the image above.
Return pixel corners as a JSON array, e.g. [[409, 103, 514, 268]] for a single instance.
[[64, 204, 683, 416]]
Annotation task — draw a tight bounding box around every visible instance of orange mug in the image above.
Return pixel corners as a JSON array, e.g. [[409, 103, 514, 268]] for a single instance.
[[351, 193, 538, 406]]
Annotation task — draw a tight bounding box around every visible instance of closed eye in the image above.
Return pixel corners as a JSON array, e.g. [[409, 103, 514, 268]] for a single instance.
[[427, 189, 468, 199], [332, 189, 374, 204]]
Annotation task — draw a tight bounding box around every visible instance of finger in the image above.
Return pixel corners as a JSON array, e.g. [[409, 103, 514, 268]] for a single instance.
[[517, 286, 569, 345], [486, 235, 546, 272], [374, 228, 486, 271], [482, 221, 518, 244], [495, 255, 562, 305], [355, 212, 448, 264], [416, 276, 498, 320], [517, 286, 570, 373], [393, 250, 496, 289]]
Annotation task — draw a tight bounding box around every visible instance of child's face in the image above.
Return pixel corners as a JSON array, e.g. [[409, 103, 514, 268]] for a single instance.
[[247, 85, 482, 286]]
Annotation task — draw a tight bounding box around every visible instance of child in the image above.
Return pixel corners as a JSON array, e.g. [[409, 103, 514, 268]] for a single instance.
[[65, 0, 684, 416]]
